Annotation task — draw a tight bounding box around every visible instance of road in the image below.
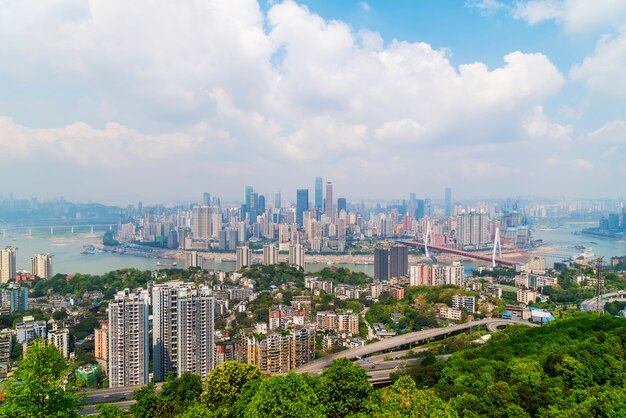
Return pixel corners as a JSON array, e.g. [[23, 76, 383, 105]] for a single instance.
[[581, 291, 626, 312], [295, 318, 533, 373]]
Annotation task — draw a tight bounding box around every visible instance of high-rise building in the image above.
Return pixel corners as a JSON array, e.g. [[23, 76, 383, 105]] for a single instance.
[[31, 253, 53, 279], [258, 195, 266, 214], [315, 177, 323, 210], [174, 285, 215, 378], [325, 182, 333, 216], [236, 246, 251, 271], [263, 245, 279, 265], [108, 289, 149, 388], [457, 211, 490, 246], [274, 191, 281, 209], [296, 189, 309, 227], [238, 327, 315, 374], [203, 192, 211, 207], [445, 187, 452, 217], [337, 198, 347, 213], [191, 206, 211, 239], [289, 244, 305, 269], [389, 245, 408, 278], [0, 247, 17, 283], [48, 329, 69, 358], [415, 199, 425, 220], [374, 247, 389, 281], [94, 321, 108, 361]]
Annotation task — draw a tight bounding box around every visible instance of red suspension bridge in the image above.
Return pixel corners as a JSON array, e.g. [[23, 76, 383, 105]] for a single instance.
[[398, 240, 517, 267]]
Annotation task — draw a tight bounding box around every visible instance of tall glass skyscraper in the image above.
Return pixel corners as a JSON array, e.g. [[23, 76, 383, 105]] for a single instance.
[[445, 187, 452, 217], [315, 177, 323, 210], [296, 189, 309, 227]]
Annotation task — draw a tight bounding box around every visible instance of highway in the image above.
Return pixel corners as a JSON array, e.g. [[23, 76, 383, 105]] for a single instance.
[[580, 291, 626, 312], [294, 318, 533, 373]]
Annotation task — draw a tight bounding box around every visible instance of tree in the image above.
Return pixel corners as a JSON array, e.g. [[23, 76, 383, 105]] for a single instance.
[[376, 376, 457, 418], [157, 372, 203, 417], [130, 382, 158, 418], [316, 358, 374, 417], [95, 403, 126, 417], [243, 373, 321, 418], [201, 361, 264, 411], [0, 339, 81, 418]]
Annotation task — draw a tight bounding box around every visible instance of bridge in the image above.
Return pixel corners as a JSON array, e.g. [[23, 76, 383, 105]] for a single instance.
[[294, 318, 534, 373], [1, 223, 115, 237], [399, 240, 517, 267]]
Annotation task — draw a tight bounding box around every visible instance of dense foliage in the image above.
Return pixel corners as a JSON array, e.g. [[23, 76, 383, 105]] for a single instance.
[[125, 359, 455, 418], [435, 313, 626, 417], [0, 339, 82, 417], [29, 268, 202, 299]]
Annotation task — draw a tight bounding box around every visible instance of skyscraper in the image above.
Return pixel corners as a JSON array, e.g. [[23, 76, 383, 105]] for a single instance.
[[415, 199, 425, 220], [191, 206, 210, 239], [203, 192, 211, 206], [0, 247, 16, 283], [374, 247, 389, 281], [337, 198, 347, 213], [108, 289, 149, 388], [31, 253, 53, 279], [296, 189, 309, 227], [258, 195, 265, 214], [389, 245, 409, 278], [325, 182, 333, 216], [445, 187, 452, 217], [274, 191, 281, 209], [236, 246, 251, 271], [152, 282, 215, 380], [315, 177, 323, 210]]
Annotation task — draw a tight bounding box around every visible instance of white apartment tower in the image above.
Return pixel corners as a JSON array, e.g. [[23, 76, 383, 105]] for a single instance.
[[31, 253, 53, 279], [152, 282, 215, 381], [48, 328, 69, 358], [263, 244, 279, 266], [0, 247, 17, 283], [108, 289, 149, 388], [289, 244, 305, 269], [236, 246, 251, 271]]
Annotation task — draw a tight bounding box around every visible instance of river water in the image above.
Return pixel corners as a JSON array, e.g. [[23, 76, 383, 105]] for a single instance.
[[1, 222, 624, 276]]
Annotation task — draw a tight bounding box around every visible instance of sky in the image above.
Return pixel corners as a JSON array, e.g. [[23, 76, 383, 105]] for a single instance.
[[0, 0, 625, 205]]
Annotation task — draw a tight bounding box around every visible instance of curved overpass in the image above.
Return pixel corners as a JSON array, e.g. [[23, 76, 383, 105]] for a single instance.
[[581, 291, 626, 312], [295, 318, 535, 373]]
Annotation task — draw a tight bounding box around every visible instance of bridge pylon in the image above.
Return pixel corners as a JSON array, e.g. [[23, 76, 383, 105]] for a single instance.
[[492, 227, 502, 268]]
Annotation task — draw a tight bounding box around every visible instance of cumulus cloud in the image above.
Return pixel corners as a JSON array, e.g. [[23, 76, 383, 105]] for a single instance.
[[512, 0, 626, 32], [0, 0, 611, 199], [0, 116, 205, 166], [570, 32, 626, 97], [466, 0, 507, 16]]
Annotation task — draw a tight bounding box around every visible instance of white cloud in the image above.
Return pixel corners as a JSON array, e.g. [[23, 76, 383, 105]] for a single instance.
[[584, 120, 626, 143], [575, 158, 593, 170], [523, 106, 573, 140], [570, 32, 626, 97], [0, 116, 205, 166], [359, 2, 371, 12], [466, 0, 507, 16], [512, 0, 626, 32], [0, 0, 610, 199]]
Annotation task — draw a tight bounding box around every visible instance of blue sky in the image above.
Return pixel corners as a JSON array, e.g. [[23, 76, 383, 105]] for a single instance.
[[0, 0, 624, 204]]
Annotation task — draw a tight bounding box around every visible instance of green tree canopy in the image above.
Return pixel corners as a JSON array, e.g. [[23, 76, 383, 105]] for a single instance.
[[201, 361, 264, 411], [317, 358, 374, 417], [0, 339, 81, 418]]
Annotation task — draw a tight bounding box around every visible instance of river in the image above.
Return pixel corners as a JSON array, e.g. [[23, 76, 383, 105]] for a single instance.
[[1, 222, 624, 276]]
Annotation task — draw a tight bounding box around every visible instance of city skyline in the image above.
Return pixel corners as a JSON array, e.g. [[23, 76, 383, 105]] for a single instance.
[[0, 1, 625, 202]]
